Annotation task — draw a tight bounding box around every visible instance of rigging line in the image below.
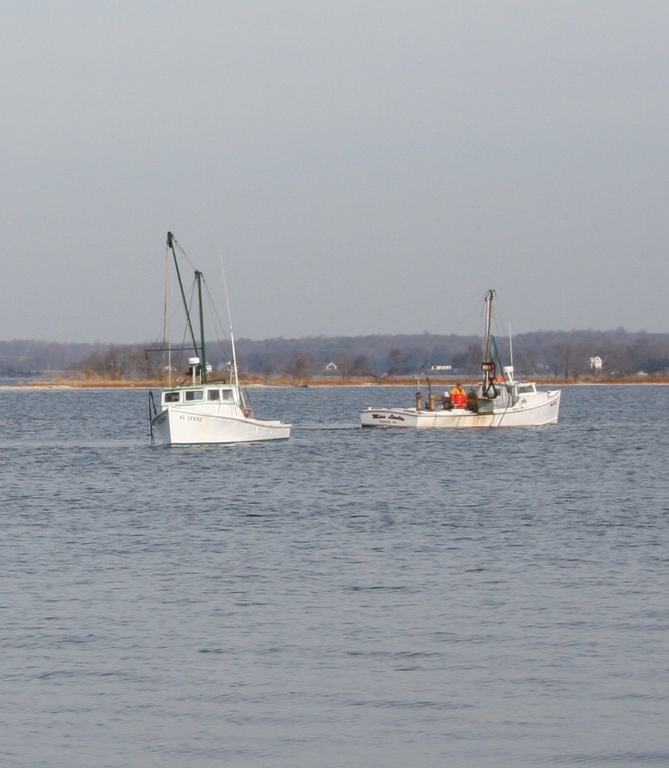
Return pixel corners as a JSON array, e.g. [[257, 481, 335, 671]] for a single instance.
[[172, 279, 198, 386], [485, 335, 512, 429], [167, 233, 199, 359], [168, 233, 198, 273], [196, 273, 230, 343], [487, 295, 513, 360], [490, 398, 513, 429], [173, 323, 189, 387], [201, 278, 231, 343], [165, 303, 183, 328], [200, 280, 234, 374], [516, 345, 538, 378], [446, 287, 484, 339]]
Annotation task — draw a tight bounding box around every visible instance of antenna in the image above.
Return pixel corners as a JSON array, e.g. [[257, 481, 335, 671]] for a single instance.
[[219, 255, 239, 389], [509, 323, 514, 370]]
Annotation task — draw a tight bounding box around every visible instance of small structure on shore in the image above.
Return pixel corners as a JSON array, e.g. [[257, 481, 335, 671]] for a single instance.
[[589, 356, 603, 376]]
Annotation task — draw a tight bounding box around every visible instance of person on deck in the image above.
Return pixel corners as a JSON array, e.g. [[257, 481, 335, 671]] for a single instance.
[[450, 382, 467, 409]]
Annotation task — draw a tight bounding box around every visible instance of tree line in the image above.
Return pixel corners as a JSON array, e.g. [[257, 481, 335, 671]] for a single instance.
[[2, 328, 669, 380]]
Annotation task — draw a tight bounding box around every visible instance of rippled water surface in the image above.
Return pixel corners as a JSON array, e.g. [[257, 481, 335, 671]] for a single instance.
[[1, 385, 668, 767]]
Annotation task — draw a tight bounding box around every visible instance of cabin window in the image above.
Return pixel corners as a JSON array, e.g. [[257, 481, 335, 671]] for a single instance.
[[221, 389, 233, 401], [164, 391, 180, 403], [518, 384, 535, 394], [207, 389, 220, 401], [185, 390, 204, 402]]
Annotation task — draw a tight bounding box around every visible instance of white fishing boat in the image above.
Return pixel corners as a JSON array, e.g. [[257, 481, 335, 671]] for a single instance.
[[148, 233, 291, 446], [360, 290, 561, 429]]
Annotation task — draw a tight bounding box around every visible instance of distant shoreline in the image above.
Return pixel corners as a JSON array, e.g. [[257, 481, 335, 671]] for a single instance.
[[2, 376, 669, 391]]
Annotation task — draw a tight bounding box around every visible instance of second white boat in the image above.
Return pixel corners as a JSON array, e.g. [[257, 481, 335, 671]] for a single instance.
[[361, 373, 561, 429], [360, 290, 561, 430]]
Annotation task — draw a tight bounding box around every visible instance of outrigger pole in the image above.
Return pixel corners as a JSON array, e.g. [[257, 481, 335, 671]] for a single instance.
[[167, 231, 201, 371], [167, 232, 202, 366]]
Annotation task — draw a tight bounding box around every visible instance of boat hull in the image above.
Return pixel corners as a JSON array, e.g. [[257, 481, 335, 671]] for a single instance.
[[152, 406, 291, 445], [361, 390, 560, 429]]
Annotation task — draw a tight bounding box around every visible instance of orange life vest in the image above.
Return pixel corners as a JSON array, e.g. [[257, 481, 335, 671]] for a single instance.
[[450, 387, 467, 408]]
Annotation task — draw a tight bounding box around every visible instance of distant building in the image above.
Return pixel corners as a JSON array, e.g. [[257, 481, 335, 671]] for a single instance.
[[430, 365, 452, 371], [324, 361, 338, 371], [589, 356, 603, 375]]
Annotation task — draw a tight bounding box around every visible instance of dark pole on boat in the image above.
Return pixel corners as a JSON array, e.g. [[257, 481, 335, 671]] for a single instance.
[[482, 289, 495, 394], [167, 232, 199, 359], [196, 270, 207, 384]]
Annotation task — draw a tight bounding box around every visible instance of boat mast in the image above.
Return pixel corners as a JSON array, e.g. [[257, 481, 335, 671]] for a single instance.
[[482, 289, 495, 393], [196, 270, 207, 384], [167, 232, 200, 362]]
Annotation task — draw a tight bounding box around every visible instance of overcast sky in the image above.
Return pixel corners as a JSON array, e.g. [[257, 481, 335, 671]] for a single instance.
[[2, 1, 668, 342]]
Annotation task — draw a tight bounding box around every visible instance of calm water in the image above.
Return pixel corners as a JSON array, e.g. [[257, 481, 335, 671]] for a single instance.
[[1, 385, 668, 768]]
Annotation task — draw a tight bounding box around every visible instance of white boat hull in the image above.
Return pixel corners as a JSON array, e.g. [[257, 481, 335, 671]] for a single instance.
[[152, 406, 291, 445], [361, 390, 561, 429]]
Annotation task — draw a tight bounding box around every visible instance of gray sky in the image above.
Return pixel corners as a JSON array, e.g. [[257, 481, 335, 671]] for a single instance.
[[2, 1, 668, 342]]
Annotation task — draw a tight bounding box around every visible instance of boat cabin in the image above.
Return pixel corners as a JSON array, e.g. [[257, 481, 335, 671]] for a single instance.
[[515, 382, 537, 396], [467, 379, 538, 411], [162, 386, 237, 405]]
